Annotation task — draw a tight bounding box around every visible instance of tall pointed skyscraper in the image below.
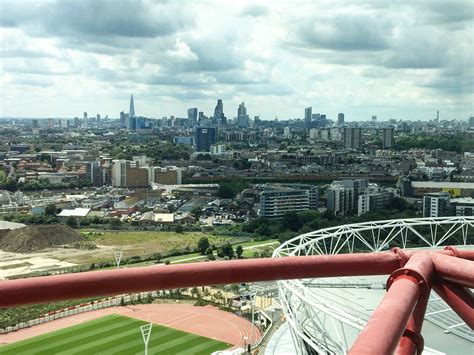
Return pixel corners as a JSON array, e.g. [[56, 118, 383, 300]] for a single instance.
[[129, 94, 135, 118]]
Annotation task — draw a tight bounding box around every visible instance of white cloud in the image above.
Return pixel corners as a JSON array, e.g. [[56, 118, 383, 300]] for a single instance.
[[0, 0, 472, 120]]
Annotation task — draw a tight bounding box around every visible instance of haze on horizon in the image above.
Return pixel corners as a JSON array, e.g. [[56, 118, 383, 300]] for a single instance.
[[0, 0, 473, 121]]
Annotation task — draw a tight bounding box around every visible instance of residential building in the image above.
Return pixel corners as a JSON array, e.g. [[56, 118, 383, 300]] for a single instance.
[[343, 127, 362, 149], [358, 191, 393, 216], [150, 166, 182, 185], [450, 197, 474, 216], [283, 127, 291, 139], [111, 160, 148, 188], [382, 128, 394, 149], [327, 186, 354, 216], [260, 184, 317, 218], [173, 136, 195, 146], [423, 192, 451, 217]]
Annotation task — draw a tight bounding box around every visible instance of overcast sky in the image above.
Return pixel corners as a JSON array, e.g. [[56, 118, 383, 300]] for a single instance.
[[1, 0, 473, 121]]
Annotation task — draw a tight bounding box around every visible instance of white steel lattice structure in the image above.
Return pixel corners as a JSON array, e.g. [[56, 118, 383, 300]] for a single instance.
[[272, 216, 474, 354]]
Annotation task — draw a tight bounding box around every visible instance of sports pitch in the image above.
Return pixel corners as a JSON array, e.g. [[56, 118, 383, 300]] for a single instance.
[[0, 314, 231, 354]]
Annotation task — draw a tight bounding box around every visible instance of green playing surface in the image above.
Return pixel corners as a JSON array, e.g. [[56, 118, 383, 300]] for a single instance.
[[0, 314, 231, 354]]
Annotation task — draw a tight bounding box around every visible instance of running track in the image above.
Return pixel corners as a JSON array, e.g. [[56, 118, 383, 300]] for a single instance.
[[0, 304, 260, 351]]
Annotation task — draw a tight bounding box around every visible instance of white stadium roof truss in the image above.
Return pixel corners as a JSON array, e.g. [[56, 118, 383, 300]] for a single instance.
[[273, 217, 474, 354]]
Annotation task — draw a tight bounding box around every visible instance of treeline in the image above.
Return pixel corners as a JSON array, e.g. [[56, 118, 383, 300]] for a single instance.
[[241, 198, 418, 244], [394, 134, 473, 153], [0, 178, 92, 193]]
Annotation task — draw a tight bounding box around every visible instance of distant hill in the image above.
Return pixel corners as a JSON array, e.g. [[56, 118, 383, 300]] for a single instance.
[[0, 225, 83, 253]]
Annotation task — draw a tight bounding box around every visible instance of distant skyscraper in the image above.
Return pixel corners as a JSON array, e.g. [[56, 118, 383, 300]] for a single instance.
[[382, 128, 394, 149], [187, 108, 198, 125], [213, 99, 225, 124], [305, 107, 312, 127], [129, 94, 135, 118], [120, 111, 126, 128], [469, 116, 474, 128], [83, 112, 88, 120], [237, 102, 249, 127], [338, 113, 345, 126], [372, 115, 377, 123], [196, 127, 217, 152], [344, 127, 362, 149], [436, 110, 439, 122]]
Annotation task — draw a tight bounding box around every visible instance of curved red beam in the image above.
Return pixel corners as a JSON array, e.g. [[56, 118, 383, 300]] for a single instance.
[[0, 251, 404, 308]]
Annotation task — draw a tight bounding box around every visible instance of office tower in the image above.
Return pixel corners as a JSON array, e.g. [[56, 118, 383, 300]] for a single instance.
[[73, 117, 80, 127], [382, 127, 394, 149], [120, 111, 126, 128], [372, 115, 377, 123], [423, 192, 451, 217], [343, 127, 362, 149], [213, 100, 226, 125], [32, 119, 39, 128], [127, 115, 136, 131], [129, 94, 135, 118], [237, 102, 249, 127], [96, 114, 101, 123], [195, 127, 217, 152], [338, 113, 344, 126], [436, 110, 439, 122], [469, 116, 474, 128], [187, 108, 198, 125], [305, 107, 312, 127], [83, 112, 88, 120]]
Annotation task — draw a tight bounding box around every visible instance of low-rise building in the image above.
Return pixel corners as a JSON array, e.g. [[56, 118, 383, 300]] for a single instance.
[[260, 183, 317, 218]]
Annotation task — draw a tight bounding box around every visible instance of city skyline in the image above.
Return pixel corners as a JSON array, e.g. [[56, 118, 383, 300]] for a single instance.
[[1, 0, 473, 120]]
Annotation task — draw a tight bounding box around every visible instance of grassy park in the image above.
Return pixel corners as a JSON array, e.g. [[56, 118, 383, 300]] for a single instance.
[[0, 314, 231, 354]]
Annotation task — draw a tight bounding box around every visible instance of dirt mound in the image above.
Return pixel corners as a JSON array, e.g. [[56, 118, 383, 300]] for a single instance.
[[0, 225, 84, 253]]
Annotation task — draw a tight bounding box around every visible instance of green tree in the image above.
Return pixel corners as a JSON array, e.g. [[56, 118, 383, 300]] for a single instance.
[[217, 183, 236, 199], [218, 242, 234, 259], [235, 245, 243, 259], [45, 204, 57, 216], [282, 211, 303, 232], [65, 216, 78, 229], [175, 224, 184, 233], [190, 206, 203, 220], [197, 237, 210, 255]]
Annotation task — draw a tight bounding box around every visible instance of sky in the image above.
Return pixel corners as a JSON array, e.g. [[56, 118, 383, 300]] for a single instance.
[[0, 0, 473, 121]]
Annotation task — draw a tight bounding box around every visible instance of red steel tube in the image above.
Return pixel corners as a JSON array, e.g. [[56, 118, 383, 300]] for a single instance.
[[433, 280, 474, 329], [349, 252, 434, 355], [431, 252, 474, 288], [395, 290, 430, 355], [0, 251, 405, 308]]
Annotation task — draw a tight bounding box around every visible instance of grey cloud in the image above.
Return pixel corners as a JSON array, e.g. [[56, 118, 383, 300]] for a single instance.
[[0, 0, 192, 40], [297, 14, 393, 51], [240, 5, 269, 18]]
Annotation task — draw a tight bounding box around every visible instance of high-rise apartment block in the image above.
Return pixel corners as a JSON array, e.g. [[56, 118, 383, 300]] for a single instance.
[[423, 192, 451, 217], [343, 128, 362, 149], [382, 128, 394, 149]]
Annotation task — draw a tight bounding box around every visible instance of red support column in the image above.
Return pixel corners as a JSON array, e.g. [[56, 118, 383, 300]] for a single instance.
[[395, 290, 430, 355], [433, 280, 474, 329], [349, 252, 434, 355]]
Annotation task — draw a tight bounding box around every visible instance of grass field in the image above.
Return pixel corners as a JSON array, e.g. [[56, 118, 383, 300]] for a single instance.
[[0, 314, 231, 355]]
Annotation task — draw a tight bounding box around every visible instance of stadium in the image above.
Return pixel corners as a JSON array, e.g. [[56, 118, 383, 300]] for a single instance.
[[268, 216, 474, 354], [0, 216, 472, 354]]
